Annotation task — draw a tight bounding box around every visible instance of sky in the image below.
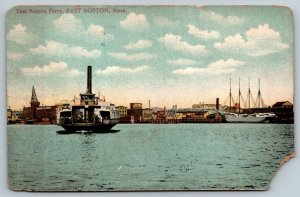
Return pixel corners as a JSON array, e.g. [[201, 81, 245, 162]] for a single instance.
[[6, 5, 294, 110]]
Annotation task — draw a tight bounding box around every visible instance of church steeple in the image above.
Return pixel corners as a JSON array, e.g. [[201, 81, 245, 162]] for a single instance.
[[30, 86, 40, 107]]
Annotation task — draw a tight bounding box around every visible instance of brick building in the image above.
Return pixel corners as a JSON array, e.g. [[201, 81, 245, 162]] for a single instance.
[[115, 106, 128, 118], [127, 103, 143, 123], [22, 86, 58, 124]]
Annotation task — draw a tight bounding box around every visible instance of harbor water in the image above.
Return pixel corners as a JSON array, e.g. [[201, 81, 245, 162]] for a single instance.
[[8, 124, 294, 191]]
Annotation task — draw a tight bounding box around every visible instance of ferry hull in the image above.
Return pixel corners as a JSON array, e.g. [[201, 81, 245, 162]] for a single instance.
[[59, 119, 119, 132], [60, 123, 117, 132]]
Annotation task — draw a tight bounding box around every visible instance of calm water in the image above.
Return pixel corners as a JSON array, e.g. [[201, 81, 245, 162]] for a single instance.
[[8, 124, 294, 191]]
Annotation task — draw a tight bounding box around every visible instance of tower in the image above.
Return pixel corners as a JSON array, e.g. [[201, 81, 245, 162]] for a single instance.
[[30, 86, 40, 108], [30, 86, 40, 119]]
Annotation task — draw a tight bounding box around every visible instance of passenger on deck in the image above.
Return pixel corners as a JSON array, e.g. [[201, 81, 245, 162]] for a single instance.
[[76, 112, 84, 122], [94, 114, 99, 123]]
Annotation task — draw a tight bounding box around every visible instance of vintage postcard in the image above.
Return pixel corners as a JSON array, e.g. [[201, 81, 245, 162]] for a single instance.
[[7, 5, 294, 191]]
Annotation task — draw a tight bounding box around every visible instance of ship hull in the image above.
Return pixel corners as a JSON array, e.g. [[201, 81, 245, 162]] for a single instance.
[[224, 115, 266, 123], [59, 119, 119, 132], [61, 123, 116, 132]]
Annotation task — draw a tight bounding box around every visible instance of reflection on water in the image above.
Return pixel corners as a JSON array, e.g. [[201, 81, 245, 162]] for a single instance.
[[8, 124, 294, 191], [56, 129, 120, 135]]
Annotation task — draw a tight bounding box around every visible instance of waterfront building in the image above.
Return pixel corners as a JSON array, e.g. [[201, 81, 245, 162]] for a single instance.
[[192, 103, 223, 110], [7, 108, 12, 121], [127, 103, 143, 123], [174, 112, 186, 120], [180, 110, 208, 123], [7, 108, 24, 123], [154, 108, 166, 120], [35, 105, 59, 124], [142, 108, 153, 121], [271, 101, 294, 123], [115, 106, 128, 118], [7, 108, 16, 123], [130, 103, 142, 110], [272, 101, 293, 109], [127, 109, 143, 123], [22, 86, 58, 124]]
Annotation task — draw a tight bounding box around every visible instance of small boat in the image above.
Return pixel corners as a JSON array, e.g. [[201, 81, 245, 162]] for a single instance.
[[57, 66, 119, 132]]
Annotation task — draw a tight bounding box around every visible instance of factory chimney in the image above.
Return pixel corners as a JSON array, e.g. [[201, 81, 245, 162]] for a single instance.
[[87, 65, 92, 94], [216, 98, 219, 110]]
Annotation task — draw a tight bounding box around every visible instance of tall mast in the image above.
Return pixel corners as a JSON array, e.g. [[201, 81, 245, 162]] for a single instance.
[[229, 78, 232, 113], [238, 78, 241, 114], [248, 78, 250, 109], [258, 78, 261, 108]]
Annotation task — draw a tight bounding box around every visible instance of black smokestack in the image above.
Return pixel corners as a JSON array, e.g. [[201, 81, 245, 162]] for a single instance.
[[87, 65, 92, 94], [216, 98, 219, 110]]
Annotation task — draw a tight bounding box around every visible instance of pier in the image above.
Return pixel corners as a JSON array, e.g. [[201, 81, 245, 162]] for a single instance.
[[7, 79, 294, 125]]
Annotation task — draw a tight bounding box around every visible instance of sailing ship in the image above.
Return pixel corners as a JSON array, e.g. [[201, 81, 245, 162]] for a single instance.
[[57, 66, 119, 132], [223, 78, 275, 123]]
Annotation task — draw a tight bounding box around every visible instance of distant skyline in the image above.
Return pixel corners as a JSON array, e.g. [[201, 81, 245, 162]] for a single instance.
[[7, 6, 294, 109]]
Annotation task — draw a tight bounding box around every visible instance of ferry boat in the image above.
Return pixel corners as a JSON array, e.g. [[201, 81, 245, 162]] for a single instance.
[[57, 66, 119, 132]]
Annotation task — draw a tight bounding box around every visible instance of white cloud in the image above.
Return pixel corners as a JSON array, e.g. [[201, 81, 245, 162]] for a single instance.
[[87, 24, 113, 40], [69, 47, 102, 58], [30, 40, 66, 54], [173, 67, 204, 75], [153, 16, 179, 27], [124, 40, 152, 50], [187, 24, 219, 40], [96, 65, 149, 74], [120, 12, 149, 31], [22, 61, 68, 75], [87, 24, 105, 35], [67, 69, 83, 77], [201, 11, 245, 26], [209, 58, 245, 69], [7, 52, 24, 61], [214, 24, 289, 56], [53, 14, 113, 40], [159, 34, 209, 56], [173, 58, 245, 75], [7, 24, 34, 44], [108, 52, 156, 61], [22, 61, 83, 77], [167, 58, 197, 66], [214, 34, 246, 53], [53, 14, 84, 34], [30, 40, 101, 58]]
